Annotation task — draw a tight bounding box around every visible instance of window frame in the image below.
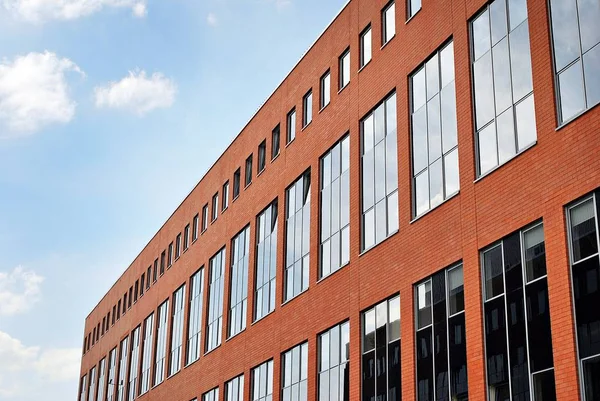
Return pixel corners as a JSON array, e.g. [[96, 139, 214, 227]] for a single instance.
[[303, 90, 313, 128], [339, 49, 351, 90], [222, 181, 230, 211], [258, 140, 267, 174], [360, 25, 372, 69], [382, 1, 396, 46], [320, 70, 331, 110], [272, 125, 281, 160], [245, 155, 253, 187], [287, 108, 297, 144]]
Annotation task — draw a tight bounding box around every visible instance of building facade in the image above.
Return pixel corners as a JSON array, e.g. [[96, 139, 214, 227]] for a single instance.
[[78, 0, 600, 400]]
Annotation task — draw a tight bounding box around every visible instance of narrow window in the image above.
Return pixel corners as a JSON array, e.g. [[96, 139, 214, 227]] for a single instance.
[[318, 322, 350, 401], [168, 284, 186, 376], [87, 366, 97, 401], [407, 0, 420, 20], [258, 140, 267, 173], [282, 343, 308, 401], [212, 193, 219, 222], [202, 204, 209, 232], [339, 49, 351, 89], [123, 294, 127, 314], [139, 313, 154, 396], [320, 135, 350, 279], [229, 226, 250, 338], [184, 224, 190, 250], [175, 233, 181, 259], [96, 358, 106, 401], [128, 287, 132, 308], [361, 92, 399, 251], [320, 71, 331, 109], [116, 337, 128, 401], [303, 90, 313, 127], [112, 306, 116, 325], [284, 170, 311, 302], [245, 155, 253, 187], [158, 255, 164, 278], [272, 125, 281, 159], [153, 300, 169, 386], [117, 300, 121, 320], [382, 2, 396, 45], [287, 109, 296, 143], [360, 26, 372, 68], [203, 388, 219, 401], [168, 242, 174, 267], [127, 326, 140, 401], [186, 268, 205, 365], [222, 182, 230, 211], [79, 375, 87, 401], [226, 375, 244, 401], [470, 0, 536, 176], [206, 248, 226, 352], [140, 274, 145, 296], [251, 360, 273, 401], [193, 213, 200, 241], [255, 201, 278, 322], [146, 266, 151, 288], [106, 348, 117, 401], [233, 168, 241, 199]]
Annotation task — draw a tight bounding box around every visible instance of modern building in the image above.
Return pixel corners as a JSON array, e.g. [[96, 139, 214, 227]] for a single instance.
[[77, 0, 600, 400]]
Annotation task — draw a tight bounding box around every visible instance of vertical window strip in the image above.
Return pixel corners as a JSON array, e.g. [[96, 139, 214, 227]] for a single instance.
[[127, 327, 141, 401], [229, 226, 250, 338], [206, 248, 226, 352], [203, 387, 220, 401], [87, 366, 97, 401], [255, 201, 278, 321], [139, 314, 154, 396], [282, 343, 309, 401], [80, 375, 87, 401], [383, 2, 396, 44], [287, 109, 296, 144], [116, 337, 129, 401], [252, 360, 273, 401], [168, 285, 186, 376], [153, 300, 169, 386], [318, 322, 350, 401], [96, 358, 106, 401], [107, 348, 117, 401], [226, 375, 245, 401], [187, 268, 205, 365]]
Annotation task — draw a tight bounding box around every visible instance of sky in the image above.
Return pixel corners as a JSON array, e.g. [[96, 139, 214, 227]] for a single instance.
[[0, 0, 348, 399]]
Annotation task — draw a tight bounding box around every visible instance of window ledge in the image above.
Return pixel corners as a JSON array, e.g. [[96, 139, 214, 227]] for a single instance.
[[225, 329, 246, 342], [271, 153, 280, 162], [301, 121, 312, 132], [167, 370, 181, 380], [285, 138, 295, 148], [281, 288, 309, 307], [405, 8, 421, 24], [257, 169, 266, 178], [359, 229, 400, 257], [222, 206, 228, 213], [232, 195, 240, 203], [556, 102, 599, 131], [319, 103, 330, 114], [338, 83, 349, 95], [316, 262, 350, 284], [358, 60, 371, 73], [251, 310, 275, 326], [203, 345, 221, 357], [474, 141, 537, 183], [381, 35, 395, 50], [410, 191, 460, 224], [184, 358, 200, 370], [244, 182, 252, 190]]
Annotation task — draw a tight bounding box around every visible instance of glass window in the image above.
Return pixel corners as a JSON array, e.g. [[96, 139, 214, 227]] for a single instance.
[[361, 296, 401, 401], [340, 50, 351, 89], [246, 155, 253, 187], [234, 168, 241, 199], [255, 201, 278, 321], [321, 71, 331, 109], [168, 285, 185, 376], [229, 226, 250, 338], [187, 268, 204, 365], [383, 2, 395, 44], [549, 0, 600, 123], [258, 141, 267, 173], [223, 182, 230, 211], [318, 322, 350, 401], [282, 343, 308, 401], [153, 300, 169, 386], [96, 358, 106, 401], [160, 251, 166, 276], [203, 388, 219, 401], [202, 204, 209, 232], [252, 360, 273, 401], [193, 214, 200, 241], [153, 259, 158, 282], [285, 170, 311, 302], [287, 109, 296, 143], [168, 243, 173, 267], [303, 91, 313, 127], [106, 348, 117, 401], [175, 234, 181, 259], [127, 326, 140, 401], [116, 337, 128, 401], [361, 92, 398, 251], [470, 0, 536, 176], [410, 41, 459, 217], [408, 0, 420, 20], [360, 27, 372, 68], [139, 314, 154, 396], [206, 248, 225, 352], [80, 375, 87, 401], [212, 193, 219, 222], [226, 375, 244, 401], [320, 135, 350, 279], [87, 366, 96, 401], [272, 126, 281, 159]]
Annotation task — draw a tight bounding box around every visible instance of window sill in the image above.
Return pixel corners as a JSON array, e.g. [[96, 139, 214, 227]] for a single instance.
[[474, 141, 537, 183], [221, 206, 228, 214], [381, 35, 395, 50], [251, 310, 275, 326], [319, 103, 330, 114], [201, 229, 207, 235], [358, 60, 371, 73], [271, 153, 280, 162], [285, 138, 295, 148], [232, 195, 240, 203], [405, 8, 421, 24], [359, 229, 400, 257], [410, 191, 460, 224], [281, 288, 309, 307], [257, 168, 266, 178], [338, 83, 349, 95], [210, 219, 217, 225], [301, 121, 312, 132], [316, 262, 350, 284], [226, 329, 246, 342], [167, 370, 181, 380], [184, 358, 200, 370], [203, 345, 221, 357], [244, 182, 252, 190], [556, 102, 599, 131]]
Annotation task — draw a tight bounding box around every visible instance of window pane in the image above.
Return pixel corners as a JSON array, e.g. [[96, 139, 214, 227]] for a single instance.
[[448, 266, 464, 315], [384, 3, 395, 42], [415, 170, 429, 217], [570, 199, 598, 262], [558, 61, 585, 122], [417, 281, 432, 329], [474, 53, 495, 130], [509, 21, 533, 102], [361, 28, 372, 66], [524, 224, 546, 282], [387, 191, 399, 234], [484, 245, 504, 300], [532, 370, 557, 401], [443, 149, 459, 197], [427, 95, 442, 163], [409, 0, 421, 18], [508, 0, 527, 30], [426, 55, 439, 101], [497, 107, 516, 164], [412, 106, 428, 174], [515, 94, 536, 151], [579, 0, 600, 53], [429, 159, 443, 208], [440, 42, 454, 88], [478, 123, 498, 175], [440, 83, 457, 153], [492, 38, 513, 114], [549, 0, 580, 71], [473, 10, 491, 61], [490, 0, 507, 45], [413, 68, 426, 111], [363, 208, 375, 250], [583, 43, 600, 108], [583, 356, 600, 401], [388, 296, 400, 341]]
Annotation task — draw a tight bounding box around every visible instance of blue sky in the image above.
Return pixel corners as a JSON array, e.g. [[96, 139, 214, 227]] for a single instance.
[[0, 0, 347, 399]]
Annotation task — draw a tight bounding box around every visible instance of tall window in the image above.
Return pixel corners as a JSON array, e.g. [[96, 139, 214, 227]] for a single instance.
[[87, 366, 96, 401], [187, 268, 205, 365], [318, 322, 350, 401], [202, 204, 209, 232], [229, 227, 249, 338], [252, 360, 273, 401], [321, 71, 331, 109], [549, 0, 600, 123], [282, 343, 308, 401], [382, 2, 395, 45], [320, 135, 350, 279], [470, 0, 536, 176], [567, 192, 600, 401], [193, 214, 200, 241], [255, 201, 278, 321], [154, 300, 169, 386], [482, 222, 556, 401], [184, 225, 190, 251], [169, 284, 186, 376], [361, 92, 398, 251], [272, 125, 281, 159], [258, 141, 267, 174], [287, 109, 296, 144], [285, 170, 311, 302], [116, 337, 129, 401], [411, 41, 459, 217], [154, 258, 159, 281], [303, 91, 313, 127], [127, 327, 141, 401], [80, 375, 87, 401], [245, 155, 253, 187], [223, 181, 230, 211], [206, 248, 225, 352], [226, 375, 245, 401], [203, 387, 219, 401], [107, 348, 117, 401], [362, 296, 401, 401], [212, 193, 219, 222], [407, 0, 420, 20], [139, 313, 154, 396], [339, 49, 350, 89], [360, 26, 372, 68], [168, 242, 173, 267], [234, 168, 241, 199], [175, 234, 181, 259], [415, 264, 468, 401], [160, 252, 165, 276], [96, 358, 106, 401]]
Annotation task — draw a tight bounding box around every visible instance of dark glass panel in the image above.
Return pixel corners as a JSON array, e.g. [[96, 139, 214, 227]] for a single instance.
[[416, 327, 434, 401], [524, 225, 547, 282], [449, 314, 468, 400], [341, 362, 350, 401], [503, 233, 524, 293], [570, 199, 598, 262], [433, 272, 449, 401], [573, 257, 600, 358], [484, 245, 504, 300], [448, 266, 464, 315], [485, 297, 510, 399], [525, 278, 554, 373], [376, 344, 387, 401], [532, 370, 556, 401], [388, 340, 401, 401], [583, 356, 600, 401], [506, 277, 530, 401]]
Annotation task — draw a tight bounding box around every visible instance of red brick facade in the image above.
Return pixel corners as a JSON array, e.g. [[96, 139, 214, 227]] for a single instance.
[[78, 0, 600, 400]]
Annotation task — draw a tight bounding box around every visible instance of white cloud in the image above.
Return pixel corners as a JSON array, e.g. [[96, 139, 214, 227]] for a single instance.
[[0, 51, 83, 135], [34, 348, 82, 382], [94, 70, 177, 116], [1, 0, 147, 23], [207, 12, 217, 27], [0, 266, 44, 316]]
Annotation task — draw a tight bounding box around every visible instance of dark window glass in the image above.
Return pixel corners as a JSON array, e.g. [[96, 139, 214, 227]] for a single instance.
[[258, 141, 266, 173], [272, 125, 280, 159], [202, 204, 209, 231], [303, 91, 313, 127], [184, 224, 190, 250], [234, 168, 241, 198], [168, 243, 173, 267], [523, 224, 546, 282], [222, 182, 229, 211], [484, 244, 504, 300], [175, 233, 181, 258], [246, 155, 253, 186], [212, 193, 219, 221], [583, 356, 600, 401], [287, 109, 296, 143], [193, 214, 200, 240], [570, 198, 598, 262]]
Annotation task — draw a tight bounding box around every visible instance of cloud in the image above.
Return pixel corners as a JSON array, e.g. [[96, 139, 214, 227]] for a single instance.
[[207, 12, 217, 27], [94, 70, 177, 116], [1, 0, 147, 23], [0, 331, 80, 398], [0, 51, 83, 136], [0, 266, 44, 316], [266, 0, 291, 10]]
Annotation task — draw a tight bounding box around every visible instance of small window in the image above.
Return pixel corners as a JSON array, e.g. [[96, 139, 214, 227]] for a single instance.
[[112, 306, 116, 324], [154, 258, 159, 281], [128, 287, 133, 308], [168, 242, 174, 266], [320, 71, 331, 109], [245, 155, 253, 186], [140, 274, 145, 296], [287, 109, 296, 143], [339, 49, 351, 89], [192, 214, 200, 241], [117, 300, 121, 319], [122, 294, 127, 314], [222, 181, 229, 211], [184, 224, 190, 250], [160, 251, 166, 275], [303, 90, 313, 127], [147, 266, 151, 289], [212, 193, 219, 222], [202, 204, 209, 232], [360, 26, 372, 68], [134, 280, 139, 302], [258, 140, 267, 173], [382, 2, 395, 45], [233, 168, 241, 199], [407, 0, 421, 20], [272, 125, 281, 159], [175, 233, 181, 258]]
